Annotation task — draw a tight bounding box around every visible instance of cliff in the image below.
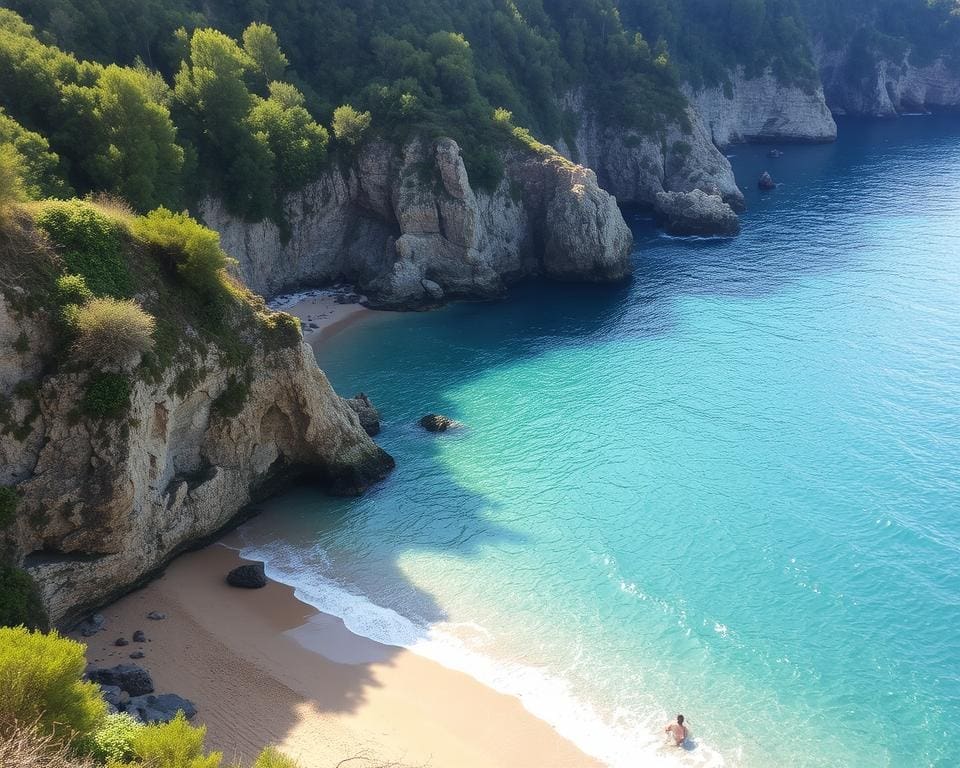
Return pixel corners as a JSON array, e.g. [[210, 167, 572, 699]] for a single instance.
[[553, 92, 745, 236], [203, 138, 633, 307], [815, 43, 960, 116], [684, 68, 837, 147], [0, 209, 393, 625]]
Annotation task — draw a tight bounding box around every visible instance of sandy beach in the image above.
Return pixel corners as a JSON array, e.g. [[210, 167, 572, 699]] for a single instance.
[[74, 543, 601, 768], [268, 289, 375, 347]]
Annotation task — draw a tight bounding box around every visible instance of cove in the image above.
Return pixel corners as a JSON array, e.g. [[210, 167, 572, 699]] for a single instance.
[[238, 116, 960, 767]]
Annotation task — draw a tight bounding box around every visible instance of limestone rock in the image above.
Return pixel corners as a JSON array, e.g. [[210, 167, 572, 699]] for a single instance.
[[226, 562, 267, 589], [759, 172, 777, 190], [655, 190, 741, 237], [684, 67, 837, 147], [343, 393, 381, 437], [202, 137, 632, 309]]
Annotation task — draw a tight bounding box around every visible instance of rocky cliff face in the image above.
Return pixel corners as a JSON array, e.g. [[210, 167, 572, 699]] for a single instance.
[[203, 138, 632, 308], [684, 68, 837, 147], [815, 44, 960, 116], [1, 294, 392, 626], [554, 92, 745, 236]]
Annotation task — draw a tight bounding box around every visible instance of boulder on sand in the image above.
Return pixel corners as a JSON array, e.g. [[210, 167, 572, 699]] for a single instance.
[[124, 693, 197, 724], [226, 562, 268, 589], [86, 664, 154, 697]]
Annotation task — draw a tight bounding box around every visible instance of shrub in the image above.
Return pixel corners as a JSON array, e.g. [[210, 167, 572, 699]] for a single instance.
[[212, 374, 250, 419], [0, 485, 18, 528], [80, 712, 143, 763], [0, 627, 104, 742], [253, 746, 301, 768], [67, 297, 156, 367], [0, 565, 47, 630], [81, 372, 131, 419], [132, 208, 229, 294], [34, 201, 130, 298], [128, 711, 222, 768], [261, 311, 300, 349], [56, 274, 95, 306], [0, 722, 94, 768], [0, 143, 25, 211], [332, 105, 372, 147]]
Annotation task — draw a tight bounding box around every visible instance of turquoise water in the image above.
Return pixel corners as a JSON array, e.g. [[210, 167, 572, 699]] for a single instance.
[[239, 117, 960, 767]]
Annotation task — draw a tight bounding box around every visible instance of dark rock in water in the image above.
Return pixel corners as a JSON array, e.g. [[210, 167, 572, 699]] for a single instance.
[[419, 414, 461, 433], [758, 171, 777, 190], [87, 664, 154, 696], [324, 448, 395, 497], [226, 562, 267, 589], [146, 611, 166, 620], [125, 693, 197, 724], [344, 393, 381, 437], [654, 190, 741, 237], [767, 149, 784, 158], [129, 650, 145, 659], [132, 630, 146, 643], [114, 637, 129, 647]]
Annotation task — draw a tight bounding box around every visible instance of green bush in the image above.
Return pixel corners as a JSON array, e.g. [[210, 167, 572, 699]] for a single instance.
[[132, 208, 229, 295], [67, 297, 156, 367], [81, 372, 131, 419], [0, 143, 25, 210], [212, 374, 250, 419], [0, 565, 46, 630], [128, 711, 222, 768], [56, 274, 94, 306], [35, 201, 130, 298], [253, 746, 301, 768], [0, 485, 18, 528], [0, 626, 104, 742], [332, 104, 372, 147], [261, 311, 301, 349], [80, 712, 143, 763]]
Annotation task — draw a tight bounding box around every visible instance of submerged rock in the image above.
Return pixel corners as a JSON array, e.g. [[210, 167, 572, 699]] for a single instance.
[[767, 149, 785, 158], [87, 664, 154, 697], [226, 562, 267, 589], [419, 414, 461, 433], [343, 393, 381, 437], [654, 190, 741, 237], [759, 171, 777, 190]]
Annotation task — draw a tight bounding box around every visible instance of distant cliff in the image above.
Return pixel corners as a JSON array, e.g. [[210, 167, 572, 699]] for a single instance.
[[203, 138, 633, 307]]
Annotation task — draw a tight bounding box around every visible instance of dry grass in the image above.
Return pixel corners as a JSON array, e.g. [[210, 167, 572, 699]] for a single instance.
[[0, 723, 93, 768], [68, 297, 157, 367]]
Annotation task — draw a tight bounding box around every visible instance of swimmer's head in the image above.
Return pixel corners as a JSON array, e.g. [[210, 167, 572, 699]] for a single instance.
[[677, 714, 684, 725]]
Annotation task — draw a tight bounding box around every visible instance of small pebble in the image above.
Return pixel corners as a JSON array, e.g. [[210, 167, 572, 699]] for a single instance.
[[146, 611, 167, 621], [115, 638, 129, 647], [132, 630, 146, 643], [129, 651, 145, 659]]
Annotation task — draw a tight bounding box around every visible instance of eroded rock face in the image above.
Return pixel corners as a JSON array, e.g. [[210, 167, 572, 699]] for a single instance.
[[684, 68, 837, 147], [815, 44, 960, 116], [655, 190, 741, 237], [555, 91, 745, 234], [203, 138, 632, 309], [2, 306, 393, 625]]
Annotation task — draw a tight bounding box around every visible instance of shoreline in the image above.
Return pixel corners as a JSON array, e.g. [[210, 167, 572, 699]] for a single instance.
[[74, 544, 601, 768], [268, 288, 375, 347]]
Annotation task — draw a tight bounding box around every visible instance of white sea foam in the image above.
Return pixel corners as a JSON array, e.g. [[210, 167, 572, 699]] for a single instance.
[[240, 539, 727, 768]]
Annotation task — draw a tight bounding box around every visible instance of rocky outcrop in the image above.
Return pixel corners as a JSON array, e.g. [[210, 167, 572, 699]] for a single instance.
[[419, 414, 460, 433], [815, 44, 960, 116], [555, 91, 744, 235], [655, 190, 741, 237], [343, 393, 380, 437], [684, 68, 837, 147], [203, 138, 632, 309], [1, 293, 393, 626], [226, 562, 267, 589]]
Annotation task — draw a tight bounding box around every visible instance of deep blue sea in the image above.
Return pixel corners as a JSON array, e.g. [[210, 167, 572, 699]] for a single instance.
[[239, 117, 960, 767]]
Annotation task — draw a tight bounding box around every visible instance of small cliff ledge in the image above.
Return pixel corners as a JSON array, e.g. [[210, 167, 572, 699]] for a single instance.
[[0, 209, 392, 626], [685, 68, 837, 147], [203, 138, 632, 308], [555, 92, 745, 236]]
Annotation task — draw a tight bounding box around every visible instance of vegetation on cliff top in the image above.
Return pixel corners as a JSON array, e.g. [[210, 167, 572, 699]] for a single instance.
[[0, 627, 303, 767]]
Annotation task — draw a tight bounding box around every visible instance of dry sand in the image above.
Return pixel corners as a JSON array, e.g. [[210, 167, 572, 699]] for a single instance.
[[75, 544, 601, 768], [271, 291, 374, 347]]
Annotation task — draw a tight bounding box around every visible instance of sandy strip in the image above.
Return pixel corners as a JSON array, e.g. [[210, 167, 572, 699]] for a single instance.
[[269, 289, 375, 346], [74, 544, 601, 768]]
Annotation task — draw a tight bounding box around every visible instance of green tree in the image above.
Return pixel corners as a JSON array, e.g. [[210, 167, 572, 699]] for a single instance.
[[332, 104, 372, 147], [242, 22, 289, 89]]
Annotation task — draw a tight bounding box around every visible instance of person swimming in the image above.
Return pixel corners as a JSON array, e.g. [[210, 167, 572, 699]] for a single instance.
[[665, 714, 688, 747]]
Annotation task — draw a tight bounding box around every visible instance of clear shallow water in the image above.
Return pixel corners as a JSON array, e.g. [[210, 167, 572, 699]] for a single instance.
[[239, 117, 960, 767]]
